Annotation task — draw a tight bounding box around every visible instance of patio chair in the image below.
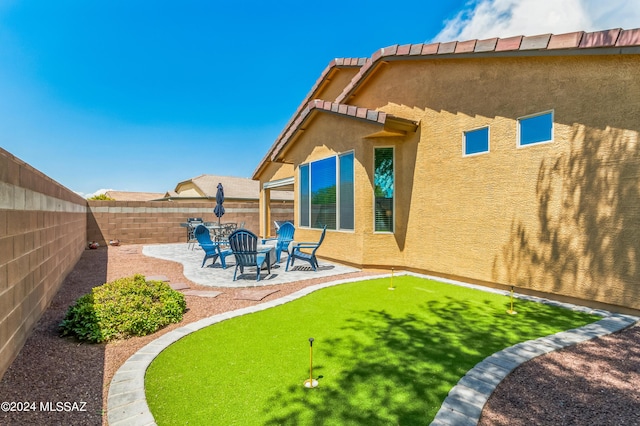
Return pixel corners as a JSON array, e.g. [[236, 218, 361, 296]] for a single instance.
[[286, 225, 327, 272], [194, 224, 233, 269], [228, 229, 271, 281], [261, 222, 295, 263]]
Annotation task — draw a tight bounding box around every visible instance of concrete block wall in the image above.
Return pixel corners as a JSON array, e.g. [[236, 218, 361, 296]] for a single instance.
[[87, 200, 294, 245], [0, 148, 87, 380]]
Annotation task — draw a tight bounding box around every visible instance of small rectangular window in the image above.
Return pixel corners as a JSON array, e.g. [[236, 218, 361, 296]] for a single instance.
[[464, 127, 489, 156], [518, 111, 553, 146]]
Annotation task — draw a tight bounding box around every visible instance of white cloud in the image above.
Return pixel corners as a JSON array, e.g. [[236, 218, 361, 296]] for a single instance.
[[432, 0, 640, 42], [79, 188, 114, 199]]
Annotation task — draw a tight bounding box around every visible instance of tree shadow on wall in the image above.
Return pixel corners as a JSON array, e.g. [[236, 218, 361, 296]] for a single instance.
[[493, 125, 640, 306]]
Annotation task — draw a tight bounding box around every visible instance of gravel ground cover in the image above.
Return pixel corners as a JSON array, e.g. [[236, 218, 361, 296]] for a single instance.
[[0, 244, 638, 425]]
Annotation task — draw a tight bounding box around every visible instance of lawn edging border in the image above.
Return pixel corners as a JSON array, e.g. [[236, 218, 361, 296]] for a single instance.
[[106, 272, 639, 426]]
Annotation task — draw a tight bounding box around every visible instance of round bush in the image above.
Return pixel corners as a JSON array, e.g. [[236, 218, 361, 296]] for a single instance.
[[60, 274, 186, 343]]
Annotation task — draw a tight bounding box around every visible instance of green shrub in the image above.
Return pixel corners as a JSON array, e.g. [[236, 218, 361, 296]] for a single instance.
[[60, 274, 186, 343], [87, 193, 114, 200]]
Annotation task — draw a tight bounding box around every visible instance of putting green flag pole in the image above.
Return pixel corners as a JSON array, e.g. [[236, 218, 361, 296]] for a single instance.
[[507, 285, 518, 315], [304, 338, 318, 388]]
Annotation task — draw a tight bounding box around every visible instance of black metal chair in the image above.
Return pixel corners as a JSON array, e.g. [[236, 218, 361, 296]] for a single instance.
[[186, 217, 203, 249], [228, 229, 271, 281]]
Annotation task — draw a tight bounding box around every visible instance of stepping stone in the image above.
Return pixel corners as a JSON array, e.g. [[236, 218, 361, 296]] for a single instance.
[[183, 290, 222, 298], [169, 282, 190, 291], [146, 275, 170, 282], [234, 289, 279, 301]]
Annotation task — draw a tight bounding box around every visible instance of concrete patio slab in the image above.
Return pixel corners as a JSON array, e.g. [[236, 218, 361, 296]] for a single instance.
[[142, 243, 360, 288]]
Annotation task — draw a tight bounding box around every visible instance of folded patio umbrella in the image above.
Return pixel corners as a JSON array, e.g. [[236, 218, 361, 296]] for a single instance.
[[213, 183, 225, 227]]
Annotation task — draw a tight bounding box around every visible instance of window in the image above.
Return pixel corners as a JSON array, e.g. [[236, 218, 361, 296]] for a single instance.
[[311, 157, 336, 229], [518, 111, 553, 146], [339, 152, 354, 230], [298, 152, 354, 230], [464, 127, 489, 156], [299, 164, 310, 227], [374, 147, 394, 233]]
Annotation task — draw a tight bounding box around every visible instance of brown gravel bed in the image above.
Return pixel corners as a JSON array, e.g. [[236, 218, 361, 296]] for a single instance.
[[0, 244, 638, 425]]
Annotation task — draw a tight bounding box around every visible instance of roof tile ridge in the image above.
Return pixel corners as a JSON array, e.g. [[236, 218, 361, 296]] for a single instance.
[[335, 26, 640, 105], [258, 57, 367, 164], [266, 58, 367, 148], [268, 99, 390, 161], [306, 99, 387, 124]]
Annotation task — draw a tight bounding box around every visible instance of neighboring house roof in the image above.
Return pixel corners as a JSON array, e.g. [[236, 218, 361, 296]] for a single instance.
[[167, 174, 293, 201], [104, 191, 165, 201], [253, 27, 640, 179]]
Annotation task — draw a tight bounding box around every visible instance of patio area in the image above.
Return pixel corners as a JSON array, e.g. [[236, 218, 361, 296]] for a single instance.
[[142, 243, 360, 288]]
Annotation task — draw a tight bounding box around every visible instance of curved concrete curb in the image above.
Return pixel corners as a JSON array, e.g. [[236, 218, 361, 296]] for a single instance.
[[430, 313, 639, 426], [107, 275, 373, 425], [106, 272, 639, 425]]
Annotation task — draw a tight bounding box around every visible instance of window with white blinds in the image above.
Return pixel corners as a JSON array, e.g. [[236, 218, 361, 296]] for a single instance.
[[374, 147, 394, 233]]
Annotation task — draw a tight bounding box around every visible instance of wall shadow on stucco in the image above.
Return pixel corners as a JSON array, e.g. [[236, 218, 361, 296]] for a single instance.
[[493, 125, 640, 309], [393, 127, 420, 251]]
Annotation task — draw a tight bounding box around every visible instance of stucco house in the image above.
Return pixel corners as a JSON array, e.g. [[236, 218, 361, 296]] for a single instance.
[[162, 174, 293, 203], [253, 27, 640, 313]]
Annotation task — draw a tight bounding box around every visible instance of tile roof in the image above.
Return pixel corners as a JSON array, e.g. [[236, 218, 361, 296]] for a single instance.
[[336, 27, 640, 103], [253, 26, 640, 179], [270, 100, 417, 162], [104, 191, 165, 201], [253, 58, 367, 176], [172, 174, 293, 201]]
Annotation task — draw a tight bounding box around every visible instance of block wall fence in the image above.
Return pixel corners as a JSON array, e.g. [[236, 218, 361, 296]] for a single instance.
[[0, 148, 87, 381], [0, 147, 294, 381], [87, 200, 294, 245]]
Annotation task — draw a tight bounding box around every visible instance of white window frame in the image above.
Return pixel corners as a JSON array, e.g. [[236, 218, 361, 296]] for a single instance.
[[517, 110, 554, 148], [298, 151, 355, 231], [462, 126, 490, 157], [373, 146, 395, 234]]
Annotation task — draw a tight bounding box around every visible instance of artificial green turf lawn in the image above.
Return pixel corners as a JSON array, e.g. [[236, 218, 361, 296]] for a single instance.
[[145, 276, 600, 425]]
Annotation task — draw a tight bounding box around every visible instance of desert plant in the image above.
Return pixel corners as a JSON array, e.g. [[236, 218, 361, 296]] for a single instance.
[[87, 193, 114, 200], [60, 274, 186, 343]]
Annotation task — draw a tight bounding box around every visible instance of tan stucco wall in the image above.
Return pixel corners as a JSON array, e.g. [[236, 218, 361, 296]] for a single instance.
[[261, 53, 640, 312], [354, 54, 640, 311], [174, 182, 205, 198], [316, 67, 361, 102]]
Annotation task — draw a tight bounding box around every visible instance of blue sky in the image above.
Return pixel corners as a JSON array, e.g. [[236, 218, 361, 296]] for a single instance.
[[1, 0, 638, 197]]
